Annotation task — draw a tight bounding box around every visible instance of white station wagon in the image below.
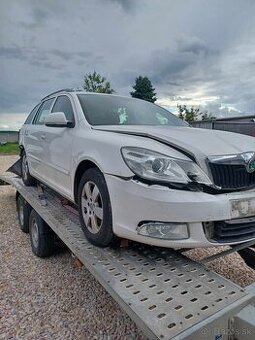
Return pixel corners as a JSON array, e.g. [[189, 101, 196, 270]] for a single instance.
[[19, 89, 255, 248]]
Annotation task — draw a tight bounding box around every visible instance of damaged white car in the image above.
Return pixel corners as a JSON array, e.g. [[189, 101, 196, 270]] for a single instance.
[[19, 89, 255, 248]]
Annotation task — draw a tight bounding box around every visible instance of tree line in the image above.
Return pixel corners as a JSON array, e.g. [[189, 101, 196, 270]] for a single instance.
[[83, 71, 215, 122]]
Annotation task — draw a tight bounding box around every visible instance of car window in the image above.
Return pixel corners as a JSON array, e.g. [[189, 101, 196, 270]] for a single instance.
[[78, 94, 186, 126], [34, 98, 55, 125], [52, 95, 74, 121], [24, 104, 41, 124]]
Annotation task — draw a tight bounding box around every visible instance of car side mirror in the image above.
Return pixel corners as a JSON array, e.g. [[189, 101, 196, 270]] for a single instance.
[[45, 112, 74, 128]]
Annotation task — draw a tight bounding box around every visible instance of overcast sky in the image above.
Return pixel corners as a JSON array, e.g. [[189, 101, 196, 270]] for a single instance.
[[1, 0, 255, 130]]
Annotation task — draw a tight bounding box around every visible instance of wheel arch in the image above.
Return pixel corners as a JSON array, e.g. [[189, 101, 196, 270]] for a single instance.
[[74, 159, 101, 203]]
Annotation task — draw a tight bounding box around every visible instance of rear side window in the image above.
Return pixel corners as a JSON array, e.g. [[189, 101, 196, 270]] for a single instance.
[[34, 98, 55, 125], [52, 95, 75, 121], [24, 104, 40, 124]]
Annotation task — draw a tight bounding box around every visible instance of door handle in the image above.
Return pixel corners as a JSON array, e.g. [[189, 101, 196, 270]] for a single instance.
[[25, 130, 28, 136], [41, 134, 46, 140]]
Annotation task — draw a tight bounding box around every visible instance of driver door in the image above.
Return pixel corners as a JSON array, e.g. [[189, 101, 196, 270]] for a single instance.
[[42, 95, 75, 199], [25, 98, 55, 181]]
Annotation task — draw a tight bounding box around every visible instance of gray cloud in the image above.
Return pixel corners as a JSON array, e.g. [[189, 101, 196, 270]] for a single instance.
[[105, 0, 139, 11], [1, 0, 255, 130], [49, 49, 73, 61], [30, 60, 64, 70], [0, 46, 26, 60], [32, 7, 48, 22], [141, 37, 219, 92], [177, 36, 216, 57]]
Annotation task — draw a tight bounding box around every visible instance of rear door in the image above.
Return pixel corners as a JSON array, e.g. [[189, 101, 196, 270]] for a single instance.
[[42, 95, 75, 199], [25, 98, 55, 181], [20, 103, 40, 151]]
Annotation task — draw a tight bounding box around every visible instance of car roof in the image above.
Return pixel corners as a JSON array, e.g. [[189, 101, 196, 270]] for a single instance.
[[41, 88, 82, 101], [41, 89, 135, 102]]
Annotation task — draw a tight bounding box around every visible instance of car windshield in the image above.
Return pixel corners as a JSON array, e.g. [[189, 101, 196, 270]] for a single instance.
[[77, 94, 186, 126]]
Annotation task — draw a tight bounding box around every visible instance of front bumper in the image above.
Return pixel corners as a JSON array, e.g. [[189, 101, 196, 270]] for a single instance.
[[105, 175, 255, 248]]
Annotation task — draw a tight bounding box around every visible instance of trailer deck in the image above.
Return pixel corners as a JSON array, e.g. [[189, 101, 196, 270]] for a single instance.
[[1, 173, 254, 339]]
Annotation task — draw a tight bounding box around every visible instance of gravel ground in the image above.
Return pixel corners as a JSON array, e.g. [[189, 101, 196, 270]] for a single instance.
[[0, 155, 254, 339], [0, 156, 146, 340]]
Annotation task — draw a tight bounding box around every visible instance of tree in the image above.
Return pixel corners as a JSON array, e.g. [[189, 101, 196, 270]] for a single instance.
[[130, 76, 157, 103], [83, 71, 114, 93], [177, 105, 216, 123], [201, 112, 216, 121], [177, 105, 200, 123]]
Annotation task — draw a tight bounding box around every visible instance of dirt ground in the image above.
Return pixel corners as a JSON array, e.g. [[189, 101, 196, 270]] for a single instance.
[[0, 155, 254, 339]]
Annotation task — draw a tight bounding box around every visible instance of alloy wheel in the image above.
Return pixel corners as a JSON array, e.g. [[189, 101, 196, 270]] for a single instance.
[[81, 181, 104, 234]]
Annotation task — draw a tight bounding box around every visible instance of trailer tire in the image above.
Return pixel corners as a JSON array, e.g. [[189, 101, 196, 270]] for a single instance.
[[21, 152, 36, 186], [16, 194, 31, 233], [29, 209, 55, 257], [78, 168, 115, 247]]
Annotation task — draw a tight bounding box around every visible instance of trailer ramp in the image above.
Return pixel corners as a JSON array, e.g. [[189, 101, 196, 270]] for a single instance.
[[1, 173, 254, 340]]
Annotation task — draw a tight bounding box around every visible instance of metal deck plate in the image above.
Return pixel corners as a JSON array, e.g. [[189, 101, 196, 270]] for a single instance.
[[1, 174, 250, 339]]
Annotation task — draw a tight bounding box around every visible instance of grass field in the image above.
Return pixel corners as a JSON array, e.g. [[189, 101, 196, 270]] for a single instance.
[[0, 142, 19, 155]]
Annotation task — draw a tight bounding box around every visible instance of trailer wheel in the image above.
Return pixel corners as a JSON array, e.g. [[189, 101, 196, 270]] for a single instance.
[[16, 195, 31, 233], [78, 168, 115, 247], [29, 209, 55, 257], [21, 152, 36, 186]]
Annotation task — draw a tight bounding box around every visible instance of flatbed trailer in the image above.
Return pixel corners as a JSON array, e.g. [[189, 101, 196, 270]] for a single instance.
[[1, 173, 255, 340]]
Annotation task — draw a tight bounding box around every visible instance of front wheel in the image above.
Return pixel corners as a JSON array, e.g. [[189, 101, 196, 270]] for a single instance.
[[21, 152, 36, 186], [77, 168, 115, 247]]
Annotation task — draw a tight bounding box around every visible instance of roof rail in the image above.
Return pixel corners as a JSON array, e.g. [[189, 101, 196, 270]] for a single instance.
[[41, 88, 83, 101]]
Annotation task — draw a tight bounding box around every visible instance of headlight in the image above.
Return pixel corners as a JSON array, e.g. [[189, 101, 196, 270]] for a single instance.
[[121, 147, 212, 185]]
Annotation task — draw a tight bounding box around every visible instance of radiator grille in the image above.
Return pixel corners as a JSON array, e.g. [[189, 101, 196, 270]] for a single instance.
[[212, 220, 255, 243], [209, 163, 255, 190]]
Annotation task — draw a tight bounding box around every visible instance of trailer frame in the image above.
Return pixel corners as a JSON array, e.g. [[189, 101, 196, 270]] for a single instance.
[[1, 173, 255, 340]]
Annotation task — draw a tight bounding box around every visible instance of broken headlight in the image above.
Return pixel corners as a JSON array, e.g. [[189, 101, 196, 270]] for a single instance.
[[121, 147, 212, 185]]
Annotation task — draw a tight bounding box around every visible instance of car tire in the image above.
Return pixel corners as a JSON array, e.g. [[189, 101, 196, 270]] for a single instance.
[[78, 168, 115, 247], [16, 194, 31, 233], [21, 152, 36, 186], [29, 209, 55, 257]]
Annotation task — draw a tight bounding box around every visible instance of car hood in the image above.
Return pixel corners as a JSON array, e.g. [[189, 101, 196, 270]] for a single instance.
[[93, 125, 255, 161]]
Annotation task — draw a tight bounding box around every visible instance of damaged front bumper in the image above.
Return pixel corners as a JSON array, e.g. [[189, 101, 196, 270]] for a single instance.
[[105, 174, 255, 248]]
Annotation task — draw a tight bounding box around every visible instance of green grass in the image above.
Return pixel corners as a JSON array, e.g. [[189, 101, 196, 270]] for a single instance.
[[0, 142, 19, 154]]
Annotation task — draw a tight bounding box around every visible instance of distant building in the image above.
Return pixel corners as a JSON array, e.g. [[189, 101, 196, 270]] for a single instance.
[[191, 115, 255, 137], [0, 131, 19, 143], [213, 115, 255, 123]]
